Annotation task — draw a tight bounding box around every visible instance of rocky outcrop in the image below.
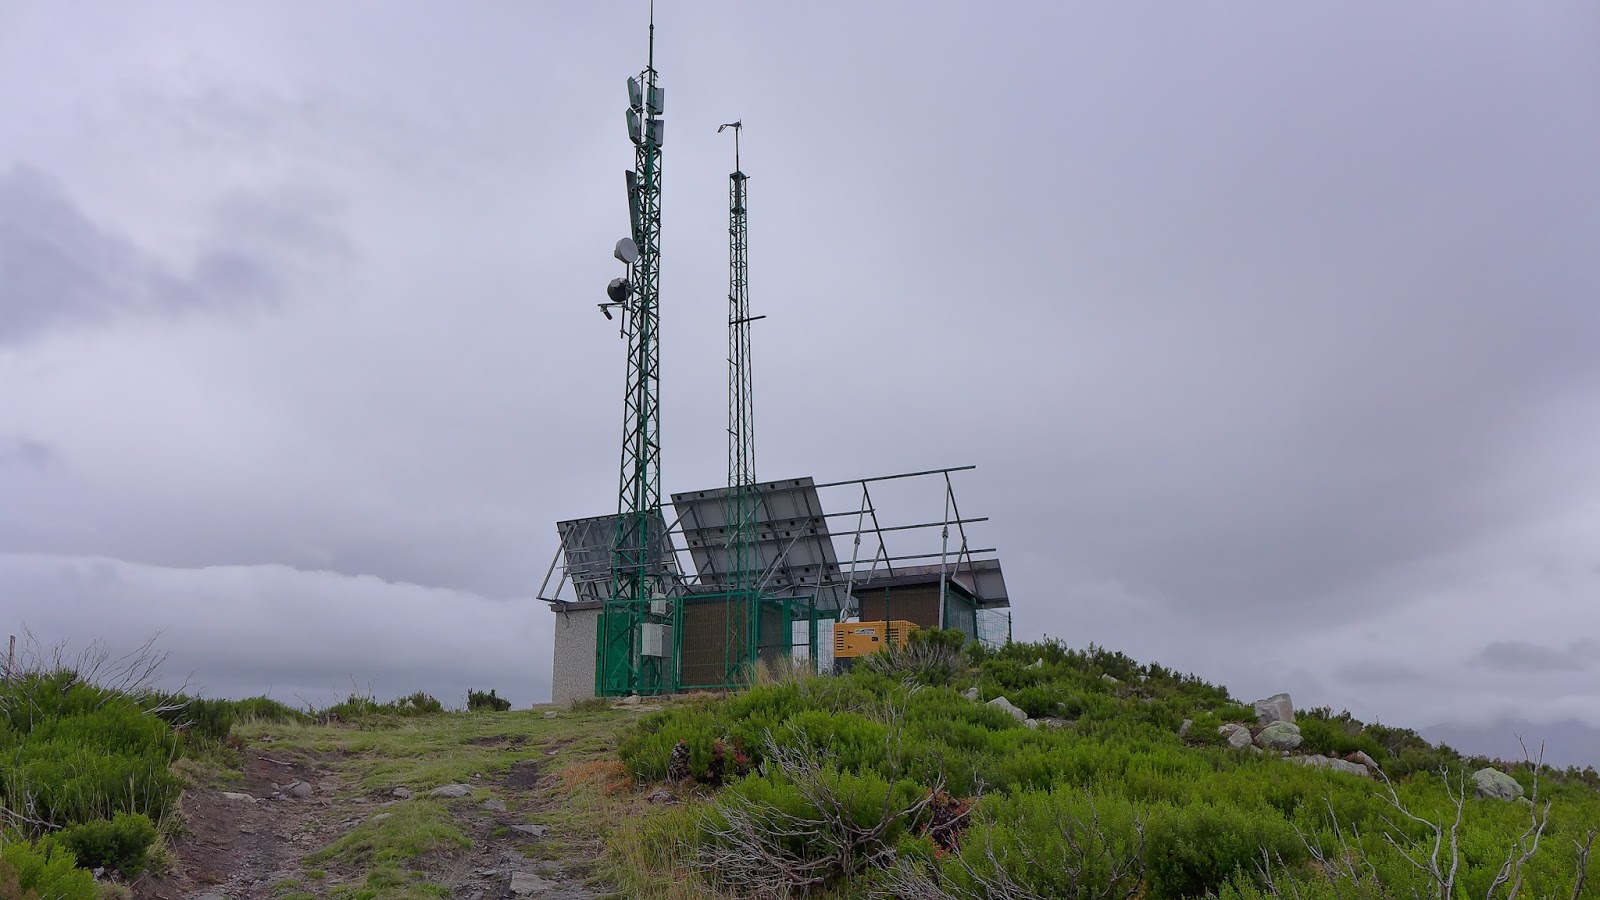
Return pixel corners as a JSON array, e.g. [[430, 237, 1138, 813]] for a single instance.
[[1346, 751, 1381, 775], [988, 696, 1028, 723], [1472, 767, 1525, 801], [1292, 754, 1372, 778], [1254, 693, 1295, 725], [1255, 722, 1303, 751], [1219, 723, 1255, 750]]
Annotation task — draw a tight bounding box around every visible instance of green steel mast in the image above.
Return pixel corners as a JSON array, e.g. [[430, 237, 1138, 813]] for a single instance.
[[599, 6, 667, 696], [719, 121, 758, 682]]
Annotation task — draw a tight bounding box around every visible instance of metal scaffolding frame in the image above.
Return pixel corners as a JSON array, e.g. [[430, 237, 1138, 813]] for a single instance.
[[540, 465, 1012, 692]]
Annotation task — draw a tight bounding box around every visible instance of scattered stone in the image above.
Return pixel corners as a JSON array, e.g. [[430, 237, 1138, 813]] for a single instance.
[[1516, 796, 1535, 809], [615, 695, 641, 706], [391, 787, 413, 800], [1101, 673, 1119, 685], [510, 823, 550, 838], [1253, 693, 1295, 726], [961, 686, 980, 702], [1292, 754, 1371, 778], [1028, 658, 1044, 669], [509, 872, 557, 895], [220, 791, 256, 803], [1218, 723, 1243, 736], [286, 780, 315, 799], [476, 868, 500, 877], [482, 798, 507, 812], [1138, 674, 1149, 682], [1346, 751, 1381, 775], [1255, 722, 1303, 751], [429, 783, 474, 799], [645, 789, 676, 804], [1023, 718, 1039, 729], [987, 695, 1028, 723], [92, 867, 105, 880], [1036, 717, 1070, 729], [1472, 767, 1524, 801], [370, 813, 394, 823], [1227, 728, 1255, 750], [543, 711, 558, 719], [238, 825, 257, 834], [1178, 719, 1193, 738]]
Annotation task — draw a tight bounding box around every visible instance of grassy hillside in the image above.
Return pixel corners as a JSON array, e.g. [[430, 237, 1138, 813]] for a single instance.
[[610, 635, 1600, 899], [2, 636, 1596, 899]]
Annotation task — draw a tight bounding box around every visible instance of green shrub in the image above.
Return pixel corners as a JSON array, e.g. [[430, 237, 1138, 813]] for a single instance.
[[394, 692, 444, 715], [1295, 717, 1385, 762], [0, 695, 183, 832], [58, 813, 158, 877], [324, 691, 445, 721], [1146, 801, 1303, 899], [860, 630, 969, 685], [695, 760, 932, 892], [934, 788, 1147, 898], [227, 696, 310, 725], [0, 673, 119, 734], [466, 689, 511, 712], [0, 840, 95, 900], [149, 696, 235, 742]]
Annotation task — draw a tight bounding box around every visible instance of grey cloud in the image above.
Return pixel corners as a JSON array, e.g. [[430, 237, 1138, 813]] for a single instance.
[[0, 166, 348, 343], [1422, 719, 1600, 771], [1334, 660, 1426, 686], [1472, 640, 1597, 673], [1, 554, 548, 708], [0, 438, 61, 473]]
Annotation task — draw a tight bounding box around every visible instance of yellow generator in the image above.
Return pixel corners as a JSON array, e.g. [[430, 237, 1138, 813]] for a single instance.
[[834, 620, 917, 668]]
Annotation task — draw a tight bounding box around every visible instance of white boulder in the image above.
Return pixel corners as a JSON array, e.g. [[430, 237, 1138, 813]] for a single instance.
[[1472, 768, 1524, 801], [1254, 722, 1303, 751], [1253, 693, 1295, 725], [987, 696, 1029, 723]]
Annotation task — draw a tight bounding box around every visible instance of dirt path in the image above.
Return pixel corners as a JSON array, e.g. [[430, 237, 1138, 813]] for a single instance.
[[134, 711, 634, 900], [139, 752, 353, 899]]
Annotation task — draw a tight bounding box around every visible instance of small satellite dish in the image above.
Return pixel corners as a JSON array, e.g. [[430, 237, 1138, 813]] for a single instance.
[[614, 238, 640, 265], [607, 277, 633, 305]]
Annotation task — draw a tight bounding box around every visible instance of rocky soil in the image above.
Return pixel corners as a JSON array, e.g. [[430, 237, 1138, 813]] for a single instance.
[[132, 713, 633, 900]]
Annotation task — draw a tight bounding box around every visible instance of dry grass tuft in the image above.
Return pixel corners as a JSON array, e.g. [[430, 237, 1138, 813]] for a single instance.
[[558, 759, 631, 795]]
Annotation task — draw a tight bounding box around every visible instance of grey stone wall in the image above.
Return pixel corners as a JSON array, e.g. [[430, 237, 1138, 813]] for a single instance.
[[550, 606, 598, 704]]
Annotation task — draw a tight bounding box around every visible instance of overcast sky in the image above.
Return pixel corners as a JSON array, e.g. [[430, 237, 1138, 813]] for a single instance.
[[3, 3, 1597, 761]]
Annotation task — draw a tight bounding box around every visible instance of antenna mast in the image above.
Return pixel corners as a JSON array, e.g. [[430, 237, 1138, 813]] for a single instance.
[[719, 120, 759, 682], [599, 2, 668, 696]]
